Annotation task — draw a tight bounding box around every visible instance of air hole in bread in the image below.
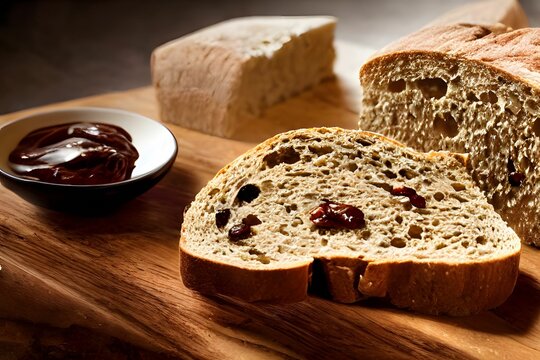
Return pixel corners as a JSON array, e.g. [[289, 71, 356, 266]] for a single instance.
[[449, 65, 459, 76], [383, 170, 397, 179], [388, 79, 406, 93], [362, 230, 371, 239], [291, 217, 303, 227], [533, 118, 540, 137], [248, 250, 271, 264], [432, 219, 440, 226], [461, 241, 469, 248], [347, 163, 358, 172], [451, 194, 469, 203], [248, 248, 262, 255], [285, 171, 311, 177], [263, 147, 301, 168], [356, 138, 373, 147], [415, 78, 447, 99], [476, 236, 487, 245], [369, 181, 392, 192], [467, 92, 479, 102], [395, 215, 403, 224], [436, 243, 447, 250], [391, 237, 406, 248], [309, 145, 333, 156], [398, 168, 417, 179], [451, 183, 466, 191], [408, 225, 423, 239], [473, 27, 492, 39], [433, 113, 459, 138], [285, 204, 298, 214], [479, 91, 498, 104], [433, 192, 445, 201], [519, 156, 531, 170]]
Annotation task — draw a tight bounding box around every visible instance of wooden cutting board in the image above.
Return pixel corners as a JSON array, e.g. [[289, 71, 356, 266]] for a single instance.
[[0, 41, 539, 360]]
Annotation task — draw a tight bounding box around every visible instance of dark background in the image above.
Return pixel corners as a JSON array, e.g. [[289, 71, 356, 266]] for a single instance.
[[1, 0, 539, 358], [0, 0, 538, 113]]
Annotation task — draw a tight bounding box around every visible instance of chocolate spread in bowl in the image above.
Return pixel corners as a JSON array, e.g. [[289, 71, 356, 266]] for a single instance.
[[9, 122, 139, 185]]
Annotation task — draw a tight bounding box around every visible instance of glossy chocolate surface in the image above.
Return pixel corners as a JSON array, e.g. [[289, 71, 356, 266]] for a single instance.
[[9, 122, 139, 185]]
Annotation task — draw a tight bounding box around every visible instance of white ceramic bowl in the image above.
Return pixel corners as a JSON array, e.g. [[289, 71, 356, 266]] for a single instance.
[[0, 107, 178, 212]]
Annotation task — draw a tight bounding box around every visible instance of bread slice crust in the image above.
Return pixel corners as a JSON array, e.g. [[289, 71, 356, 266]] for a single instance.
[[180, 128, 521, 315], [181, 239, 519, 315]]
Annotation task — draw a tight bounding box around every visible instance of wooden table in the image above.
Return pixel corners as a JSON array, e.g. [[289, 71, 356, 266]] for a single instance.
[[1, 38, 539, 359]]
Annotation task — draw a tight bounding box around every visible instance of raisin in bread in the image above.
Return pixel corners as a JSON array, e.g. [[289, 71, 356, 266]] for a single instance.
[[151, 16, 336, 138], [359, 24, 540, 246], [180, 128, 521, 316]]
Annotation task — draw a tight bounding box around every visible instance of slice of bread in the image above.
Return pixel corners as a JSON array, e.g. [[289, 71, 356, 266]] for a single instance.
[[180, 128, 520, 316], [151, 16, 336, 138], [359, 24, 540, 246]]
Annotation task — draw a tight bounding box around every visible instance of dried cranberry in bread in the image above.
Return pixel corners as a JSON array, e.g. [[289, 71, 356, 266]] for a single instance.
[[180, 128, 520, 316], [359, 24, 540, 246]]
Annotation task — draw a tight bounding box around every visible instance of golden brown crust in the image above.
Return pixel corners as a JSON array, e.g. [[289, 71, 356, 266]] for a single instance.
[[181, 238, 520, 315], [361, 24, 540, 90], [426, 0, 528, 30], [359, 253, 521, 315], [180, 238, 311, 303]]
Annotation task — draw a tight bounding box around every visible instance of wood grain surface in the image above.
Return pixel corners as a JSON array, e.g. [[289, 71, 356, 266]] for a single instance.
[[0, 41, 539, 360]]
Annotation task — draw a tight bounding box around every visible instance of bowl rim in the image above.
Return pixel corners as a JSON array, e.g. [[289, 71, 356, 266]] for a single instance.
[[0, 106, 178, 189]]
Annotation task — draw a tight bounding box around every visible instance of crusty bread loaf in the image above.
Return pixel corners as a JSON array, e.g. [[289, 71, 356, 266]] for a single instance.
[[426, 0, 528, 29], [359, 24, 540, 246], [151, 16, 336, 138], [180, 128, 521, 316]]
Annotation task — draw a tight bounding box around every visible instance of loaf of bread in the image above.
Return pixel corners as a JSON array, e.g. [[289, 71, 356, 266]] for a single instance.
[[359, 24, 540, 246], [426, 0, 527, 29], [151, 16, 336, 138], [180, 128, 521, 315]]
